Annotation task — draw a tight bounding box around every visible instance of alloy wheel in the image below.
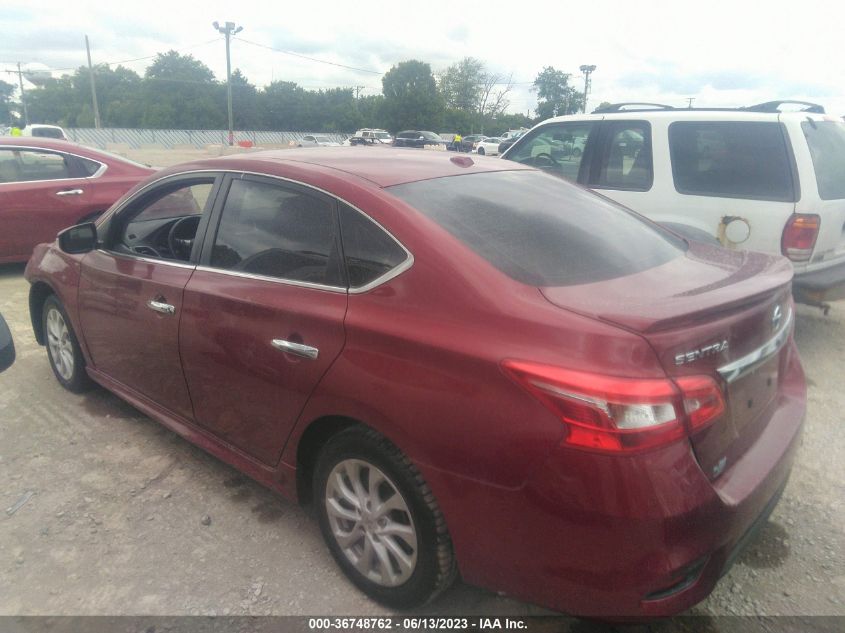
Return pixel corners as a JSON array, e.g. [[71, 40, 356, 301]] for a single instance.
[[325, 458, 418, 587], [46, 307, 74, 381]]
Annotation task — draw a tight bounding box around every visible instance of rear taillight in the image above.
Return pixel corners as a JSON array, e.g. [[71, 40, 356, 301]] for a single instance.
[[502, 360, 726, 454], [782, 214, 820, 262]]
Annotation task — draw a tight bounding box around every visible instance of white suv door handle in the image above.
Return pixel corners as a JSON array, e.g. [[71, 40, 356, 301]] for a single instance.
[[56, 189, 84, 196], [271, 339, 319, 360], [147, 299, 175, 315]]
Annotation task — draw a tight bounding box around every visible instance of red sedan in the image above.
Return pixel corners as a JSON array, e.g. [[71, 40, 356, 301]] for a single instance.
[[23, 149, 805, 618], [0, 138, 154, 263]]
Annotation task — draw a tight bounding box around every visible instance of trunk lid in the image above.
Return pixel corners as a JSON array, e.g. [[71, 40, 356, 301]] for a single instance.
[[541, 243, 794, 479]]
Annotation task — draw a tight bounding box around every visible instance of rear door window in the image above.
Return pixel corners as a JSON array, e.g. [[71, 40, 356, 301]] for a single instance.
[[0, 149, 76, 182], [505, 122, 596, 183], [389, 170, 684, 287], [589, 121, 653, 191], [801, 120, 845, 200], [669, 121, 796, 201]]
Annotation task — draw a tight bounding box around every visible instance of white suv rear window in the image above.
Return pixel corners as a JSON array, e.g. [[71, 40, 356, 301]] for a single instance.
[[669, 121, 796, 202]]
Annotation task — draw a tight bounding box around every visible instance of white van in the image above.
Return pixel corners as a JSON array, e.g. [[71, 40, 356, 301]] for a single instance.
[[21, 124, 68, 140], [502, 101, 845, 309]]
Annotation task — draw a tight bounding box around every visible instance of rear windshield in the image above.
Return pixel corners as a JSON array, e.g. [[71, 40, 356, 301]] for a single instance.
[[389, 170, 685, 286], [669, 121, 796, 202], [802, 120, 845, 200]]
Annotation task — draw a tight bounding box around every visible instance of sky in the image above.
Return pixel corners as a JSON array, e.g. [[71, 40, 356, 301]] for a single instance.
[[2, 0, 844, 118]]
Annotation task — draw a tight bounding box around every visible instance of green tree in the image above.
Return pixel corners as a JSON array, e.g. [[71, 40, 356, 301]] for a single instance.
[[229, 69, 260, 129], [0, 79, 18, 126], [439, 57, 484, 112], [381, 60, 443, 133], [143, 51, 221, 128], [532, 66, 583, 120]]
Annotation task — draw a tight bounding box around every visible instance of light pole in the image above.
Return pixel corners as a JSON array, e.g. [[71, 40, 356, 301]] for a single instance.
[[213, 20, 243, 146], [579, 64, 596, 114]]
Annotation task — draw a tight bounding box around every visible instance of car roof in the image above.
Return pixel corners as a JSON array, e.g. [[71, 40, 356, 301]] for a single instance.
[[0, 137, 105, 155], [535, 110, 838, 125], [172, 147, 533, 188]]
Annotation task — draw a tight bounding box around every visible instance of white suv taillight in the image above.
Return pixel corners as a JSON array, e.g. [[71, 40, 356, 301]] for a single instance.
[[502, 360, 725, 454], [782, 214, 820, 262]]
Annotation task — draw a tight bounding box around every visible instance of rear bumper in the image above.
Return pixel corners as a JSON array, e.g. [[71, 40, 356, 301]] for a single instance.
[[426, 341, 806, 619], [793, 259, 845, 303]]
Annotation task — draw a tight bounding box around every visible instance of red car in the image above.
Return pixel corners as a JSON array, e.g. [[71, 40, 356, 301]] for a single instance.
[[0, 138, 154, 263], [24, 149, 805, 618]]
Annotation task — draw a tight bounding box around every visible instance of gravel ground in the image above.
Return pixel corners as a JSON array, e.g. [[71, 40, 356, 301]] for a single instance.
[[0, 149, 843, 628]]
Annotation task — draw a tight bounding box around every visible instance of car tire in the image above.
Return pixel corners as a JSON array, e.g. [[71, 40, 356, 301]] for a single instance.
[[477, 147, 485, 156], [314, 426, 457, 608], [42, 295, 92, 393]]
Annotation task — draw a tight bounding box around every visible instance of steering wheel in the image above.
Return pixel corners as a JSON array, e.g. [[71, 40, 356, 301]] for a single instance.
[[167, 215, 200, 260], [532, 152, 559, 168]]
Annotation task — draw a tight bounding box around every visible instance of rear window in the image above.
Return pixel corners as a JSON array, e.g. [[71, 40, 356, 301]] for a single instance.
[[802, 120, 845, 200], [389, 170, 684, 287], [669, 121, 796, 201]]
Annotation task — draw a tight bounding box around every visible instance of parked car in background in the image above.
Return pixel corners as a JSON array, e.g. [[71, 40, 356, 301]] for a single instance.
[[350, 128, 393, 145], [497, 129, 528, 154], [0, 312, 14, 373], [393, 130, 447, 148], [298, 135, 341, 147], [475, 137, 503, 156], [457, 134, 487, 152], [26, 148, 804, 618], [0, 138, 155, 263], [502, 101, 845, 308], [21, 124, 68, 140]]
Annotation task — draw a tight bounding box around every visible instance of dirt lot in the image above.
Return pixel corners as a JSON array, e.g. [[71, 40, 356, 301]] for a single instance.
[[0, 148, 843, 625]]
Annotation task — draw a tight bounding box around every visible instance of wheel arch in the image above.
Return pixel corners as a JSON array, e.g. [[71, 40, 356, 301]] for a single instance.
[[294, 414, 361, 505], [29, 280, 57, 345]]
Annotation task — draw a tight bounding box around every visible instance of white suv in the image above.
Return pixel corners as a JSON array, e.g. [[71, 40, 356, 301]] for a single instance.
[[350, 128, 393, 145], [502, 101, 845, 309]]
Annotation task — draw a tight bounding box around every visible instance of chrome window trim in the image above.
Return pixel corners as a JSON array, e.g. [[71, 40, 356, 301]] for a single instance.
[[100, 168, 415, 293], [98, 249, 197, 270], [195, 265, 347, 294], [717, 307, 794, 384], [0, 145, 107, 185]]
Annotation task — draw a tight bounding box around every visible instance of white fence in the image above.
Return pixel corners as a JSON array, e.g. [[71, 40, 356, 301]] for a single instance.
[[65, 128, 346, 149]]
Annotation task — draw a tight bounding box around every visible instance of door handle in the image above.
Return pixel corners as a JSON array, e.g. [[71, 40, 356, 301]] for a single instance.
[[271, 339, 319, 360], [56, 189, 84, 196], [147, 299, 175, 315]]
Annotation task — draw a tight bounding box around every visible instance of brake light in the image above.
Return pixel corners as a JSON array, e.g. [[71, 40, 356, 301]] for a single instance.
[[781, 214, 820, 262], [502, 360, 726, 454]]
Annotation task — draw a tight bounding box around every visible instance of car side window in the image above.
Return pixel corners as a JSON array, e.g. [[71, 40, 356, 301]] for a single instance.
[[210, 178, 343, 287], [0, 149, 74, 183], [506, 122, 596, 183], [338, 203, 408, 288], [78, 157, 103, 177], [590, 121, 653, 191], [116, 180, 214, 260], [669, 121, 796, 201]]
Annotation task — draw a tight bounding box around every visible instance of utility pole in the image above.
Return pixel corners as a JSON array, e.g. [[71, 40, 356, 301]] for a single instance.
[[213, 20, 243, 146], [85, 35, 102, 129], [579, 65, 596, 114], [354, 86, 364, 100], [16, 63, 29, 127], [686, 97, 695, 109]]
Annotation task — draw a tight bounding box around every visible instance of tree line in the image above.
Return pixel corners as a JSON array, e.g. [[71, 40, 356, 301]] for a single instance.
[[2, 51, 587, 136]]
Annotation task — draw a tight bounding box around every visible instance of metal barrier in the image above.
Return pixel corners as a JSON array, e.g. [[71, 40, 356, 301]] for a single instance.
[[64, 128, 346, 149]]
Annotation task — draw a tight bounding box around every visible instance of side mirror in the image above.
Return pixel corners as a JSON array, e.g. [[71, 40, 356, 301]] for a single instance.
[[0, 313, 14, 374], [58, 222, 97, 254]]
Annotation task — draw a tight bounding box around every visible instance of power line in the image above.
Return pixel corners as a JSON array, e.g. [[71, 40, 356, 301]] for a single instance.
[[235, 37, 382, 75]]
